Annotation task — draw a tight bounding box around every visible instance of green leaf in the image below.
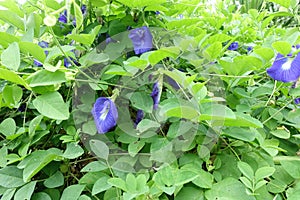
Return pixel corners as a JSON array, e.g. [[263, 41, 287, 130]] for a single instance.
[[0, 166, 25, 188], [192, 170, 214, 189], [14, 181, 36, 200], [270, 129, 290, 139], [108, 177, 127, 191], [33, 92, 70, 120], [223, 113, 263, 128], [60, 184, 85, 200], [0, 118, 16, 137], [44, 171, 64, 188], [272, 41, 291, 55], [280, 160, 300, 179], [128, 141, 145, 157], [0, 10, 24, 30], [136, 119, 161, 133], [32, 192, 52, 200], [222, 127, 257, 142], [1, 188, 16, 200], [160, 98, 200, 120], [0, 68, 31, 90], [92, 176, 111, 195], [73, 2, 83, 29], [148, 46, 180, 66], [67, 25, 101, 45], [175, 186, 204, 200], [116, 0, 166, 8], [203, 42, 222, 60], [27, 70, 66, 87], [20, 150, 61, 182], [63, 142, 84, 159], [269, 0, 290, 8], [105, 65, 132, 76], [0, 32, 20, 48], [45, 45, 75, 62], [205, 178, 255, 200], [0, 146, 7, 167], [89, 140, 109, 160], [255, 167, 275, 181], [199, 104, 235, 121], [29, 115, 43, 138], [126, 173, 137, 193], [130, 92, 153, 113], [19, 41, 46, 62], [237, 161, 254, 180], [2, 85, 22, 108], [80, 161, 108, 172], [240, 177, 252, 189], [1, 42, 20, 71]]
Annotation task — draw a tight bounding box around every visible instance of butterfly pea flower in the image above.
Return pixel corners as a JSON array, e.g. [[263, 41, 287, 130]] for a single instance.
[[228, 42, 239, 51], [266, 53, 300, 83], [134, 109, 144, 127], [128, 26, 153, 55], [58, 10, 68, 24], [151, 82, 161, 110], [34, 41, 49, 67], [247, 46, 253, 52], [92, 97, 118, 134]]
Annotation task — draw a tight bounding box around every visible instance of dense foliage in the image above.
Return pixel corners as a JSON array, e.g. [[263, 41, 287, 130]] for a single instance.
[[0, 0, 300, 199]]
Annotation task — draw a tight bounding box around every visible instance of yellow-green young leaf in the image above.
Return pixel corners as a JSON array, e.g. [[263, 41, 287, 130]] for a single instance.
[[148, 47, 180, 66], [19, 41, 46, 63], [272, 41, 291, 55], [0, 10, 24, 30], [0, 68, 31, 90], [1, 42, 20, 71], [203, 42, 222, 60], [269, 0, 290, 8], [73, 2, 83, 29], [0, 32, 20, 48]]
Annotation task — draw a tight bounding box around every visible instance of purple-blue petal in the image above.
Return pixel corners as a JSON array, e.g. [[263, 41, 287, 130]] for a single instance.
[[294, 98, 300, 104], [34, 59, 43, 67], [81, 5, 87, 15], [58, 10, 68, 23], [128, 26, 153, 55], [134, 109, 144, 127], [151, 82, 160, 110], [228, 42, 239, 51], [267, 53, 300, 82], [38, 41, 49, 48], [92, 97, 118, 134]]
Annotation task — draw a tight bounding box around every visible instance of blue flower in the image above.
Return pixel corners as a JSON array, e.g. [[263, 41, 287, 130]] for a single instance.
[[134, 109, 144, 127], [247, 46, 253, 52], [81, 5, 87, 16], [151, 82, 161, 110], [128, 26, 153, 55], [34, 41, 49, 67], [228, 42, 239, 51], [58, 10, 68, 24], [266, 53, 300, 83], [92, 97, 118, 134]]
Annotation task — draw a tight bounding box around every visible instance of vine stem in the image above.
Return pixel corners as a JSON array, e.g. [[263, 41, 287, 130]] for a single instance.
[[262, 98, 294, 124]]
